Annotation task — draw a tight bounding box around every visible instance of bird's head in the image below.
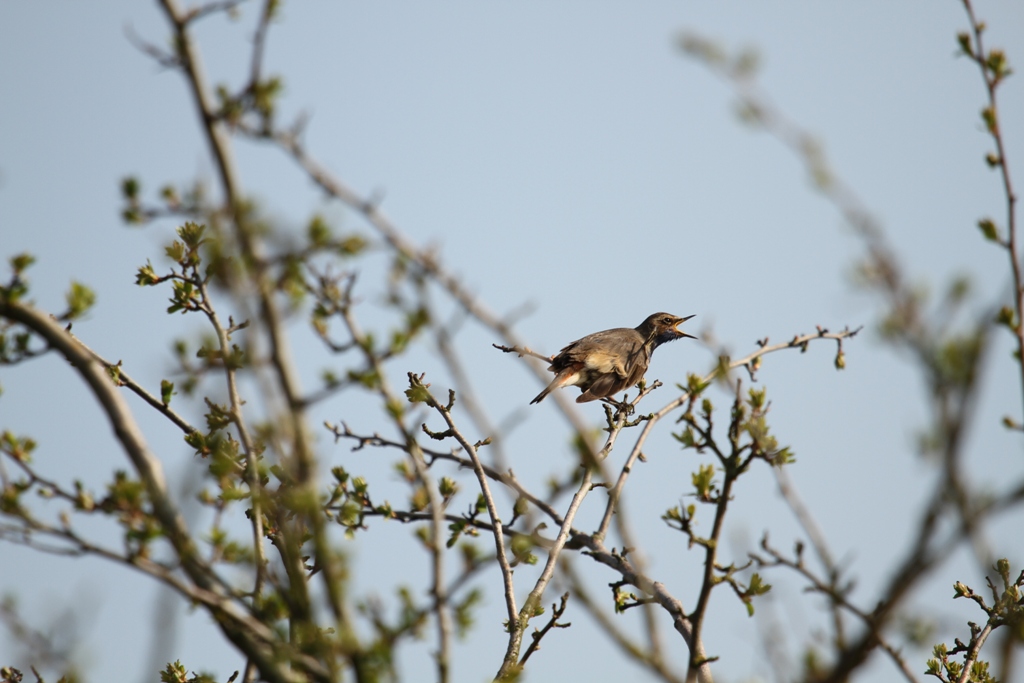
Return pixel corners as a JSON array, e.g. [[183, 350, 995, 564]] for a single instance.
[[638, 312, 696, 347]]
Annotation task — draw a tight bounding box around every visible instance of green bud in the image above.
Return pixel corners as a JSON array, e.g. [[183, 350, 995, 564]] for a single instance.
[[996, 306, 1015, 328], [121, 176, 140, 200], [956, 32, 973, 57], [10, 253, 36, 274], [977, 217, 999, 242], [160, 379, 175, 406], [981, 107, 997, 133]]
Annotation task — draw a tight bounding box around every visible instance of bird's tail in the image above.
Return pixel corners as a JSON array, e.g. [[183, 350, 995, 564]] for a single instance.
[[530, 384, 554, 404], [530, 370, 579, 405]]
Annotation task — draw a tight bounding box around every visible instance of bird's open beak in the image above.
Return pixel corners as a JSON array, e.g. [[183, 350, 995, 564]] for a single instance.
[[674, 314, 697, 340]]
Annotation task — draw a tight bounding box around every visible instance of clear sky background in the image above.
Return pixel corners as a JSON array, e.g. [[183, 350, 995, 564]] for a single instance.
[[2, 2, 1024, 682]]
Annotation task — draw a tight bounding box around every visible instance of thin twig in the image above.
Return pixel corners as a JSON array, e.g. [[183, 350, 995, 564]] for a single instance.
[[193, 271, 267, 599], [753, 536, 921, 683], [960, 0, 1022, 430], [67, 333, 197, 435], [559, 560, 686, 683], [517, 592, 571, 667], [418, 379, 519, 633], [773, 466, 845, 647], [328, 421, 566, 526]]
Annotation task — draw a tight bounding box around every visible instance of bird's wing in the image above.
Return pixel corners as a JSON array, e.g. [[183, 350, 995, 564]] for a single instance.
[[559, 329, 637, 377], [578, 372, 626, 402]]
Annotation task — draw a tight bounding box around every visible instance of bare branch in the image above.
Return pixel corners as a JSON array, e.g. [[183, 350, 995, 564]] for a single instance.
[[753, 536, 919, 683], [518, 592, 571, 668]]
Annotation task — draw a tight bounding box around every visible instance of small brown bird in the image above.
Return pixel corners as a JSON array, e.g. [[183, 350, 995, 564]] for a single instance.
[[531, 312, 696, 404]]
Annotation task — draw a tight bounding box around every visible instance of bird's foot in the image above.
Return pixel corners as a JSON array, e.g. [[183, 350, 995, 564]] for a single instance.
[[601, 397, 634, 416]]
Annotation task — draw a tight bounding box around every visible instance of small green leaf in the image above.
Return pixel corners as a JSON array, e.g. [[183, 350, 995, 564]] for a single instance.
[[684, 372, 710, 395], [165, 241, 185, 263], [747, 572, 771, 596], [346, 368, 380, 389], [773, 446, 796, 465], [65, 281, 96, 319], [176, 222, 206, 249], [692, 463, 716, 501], [405, 375, 434, 405], [747, 387, 767, 408], [405, 383, 432, 404], [136, 261, 160, 286], [673, 426, 696, 448]]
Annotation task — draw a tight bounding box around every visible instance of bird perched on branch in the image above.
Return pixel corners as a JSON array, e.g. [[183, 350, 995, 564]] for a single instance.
[[531, 312, 695, 404]]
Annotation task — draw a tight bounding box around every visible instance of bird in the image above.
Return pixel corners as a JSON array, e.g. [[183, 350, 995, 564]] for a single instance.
[[530, 312, 696, 405]]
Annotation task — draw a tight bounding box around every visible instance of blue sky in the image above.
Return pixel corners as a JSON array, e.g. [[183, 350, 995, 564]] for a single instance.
[[2, 2, 1023, 682]]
